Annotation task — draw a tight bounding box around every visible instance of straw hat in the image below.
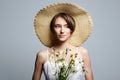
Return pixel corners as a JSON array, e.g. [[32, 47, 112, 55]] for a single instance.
[[34, 2, 93, 47]]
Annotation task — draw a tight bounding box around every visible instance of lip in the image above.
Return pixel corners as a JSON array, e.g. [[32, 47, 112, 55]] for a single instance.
[[59, 35, 66, 38]]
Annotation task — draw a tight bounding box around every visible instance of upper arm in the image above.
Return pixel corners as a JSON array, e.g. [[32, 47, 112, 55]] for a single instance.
[[81, 48, 94, 80], [32, 50, 46, 80]]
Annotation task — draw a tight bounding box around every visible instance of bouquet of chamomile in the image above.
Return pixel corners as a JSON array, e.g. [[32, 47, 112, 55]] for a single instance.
[[49, 48, 88, 80]]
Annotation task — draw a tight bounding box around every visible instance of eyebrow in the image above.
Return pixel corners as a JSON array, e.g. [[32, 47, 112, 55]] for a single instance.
[[54, 23, 67, 26]]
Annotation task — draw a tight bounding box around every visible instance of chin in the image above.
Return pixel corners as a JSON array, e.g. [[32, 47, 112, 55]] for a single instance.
[[58, 38, 68, 42], [57, 36, 70, 42]]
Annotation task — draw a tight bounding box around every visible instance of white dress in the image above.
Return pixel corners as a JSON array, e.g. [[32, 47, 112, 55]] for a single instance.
[[43, 48, 86, 80]]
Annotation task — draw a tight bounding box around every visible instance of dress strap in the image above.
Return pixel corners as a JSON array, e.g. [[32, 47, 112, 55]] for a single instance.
[[46, 49, 49, 61], [76, 47, 83, 59], [76, 47, 79, 54]]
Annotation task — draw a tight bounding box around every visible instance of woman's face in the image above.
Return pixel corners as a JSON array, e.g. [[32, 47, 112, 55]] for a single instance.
[[54, 17, 71, 42]]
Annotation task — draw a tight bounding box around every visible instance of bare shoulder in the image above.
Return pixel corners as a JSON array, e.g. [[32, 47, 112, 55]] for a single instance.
[[36, 49, 47, 64], [78, 47, 90, 58], [78, 47, 94, 79], [37, 49, 47, 57]]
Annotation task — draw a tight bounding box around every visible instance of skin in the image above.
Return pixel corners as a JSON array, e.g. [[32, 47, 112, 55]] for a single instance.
[[32, 17, 94, 80], [54, 17, 71, 43]]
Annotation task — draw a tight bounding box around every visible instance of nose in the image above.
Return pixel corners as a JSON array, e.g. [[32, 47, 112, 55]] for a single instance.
[[60, 27, 64, 34]]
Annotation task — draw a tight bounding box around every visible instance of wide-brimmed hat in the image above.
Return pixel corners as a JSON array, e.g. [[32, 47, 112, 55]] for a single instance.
[[34, 2, 93, 47]]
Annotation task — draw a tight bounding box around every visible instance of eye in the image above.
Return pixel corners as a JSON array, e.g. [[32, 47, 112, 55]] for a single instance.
[[54, 24, 61, 28], [64, 24, 69, 28]]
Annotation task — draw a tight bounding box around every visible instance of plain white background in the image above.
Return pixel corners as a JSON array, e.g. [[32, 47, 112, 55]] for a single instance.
[[0, 0, 120, 80]]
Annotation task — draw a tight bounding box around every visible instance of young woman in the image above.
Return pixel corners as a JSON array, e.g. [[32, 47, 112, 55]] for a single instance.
[[32, 3, 93, 80]]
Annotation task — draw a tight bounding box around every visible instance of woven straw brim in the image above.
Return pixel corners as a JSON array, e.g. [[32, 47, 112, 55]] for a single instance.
[[34, 2, 93, 47]]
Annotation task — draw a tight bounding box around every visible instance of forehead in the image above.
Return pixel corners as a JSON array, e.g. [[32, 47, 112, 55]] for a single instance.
[[55, 17, 67, 24]]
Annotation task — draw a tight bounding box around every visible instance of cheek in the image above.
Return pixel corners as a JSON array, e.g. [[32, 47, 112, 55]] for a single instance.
[[67, 29, 72, 34], [66, 30, 72, 37], [54, 28, 59, 35]]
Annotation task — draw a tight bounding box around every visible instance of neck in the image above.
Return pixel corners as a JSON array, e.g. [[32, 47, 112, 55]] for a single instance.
[[53, 41, 72, 51]]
